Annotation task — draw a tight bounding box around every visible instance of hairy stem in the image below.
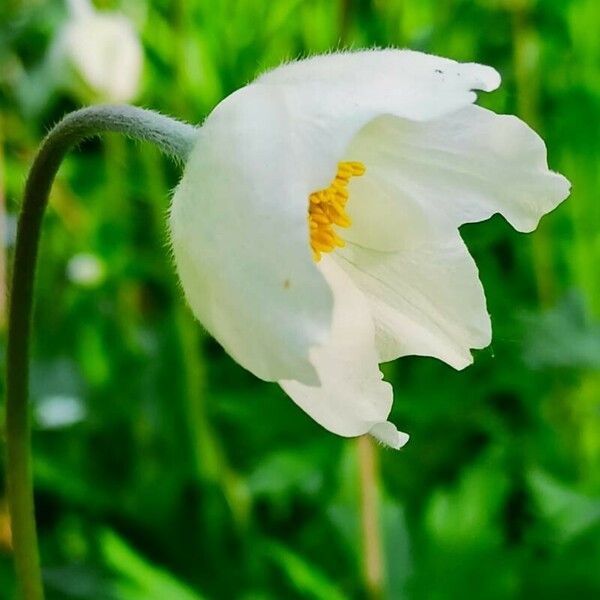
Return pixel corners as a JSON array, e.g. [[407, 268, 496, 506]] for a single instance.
[[5, 105, 196, 599]]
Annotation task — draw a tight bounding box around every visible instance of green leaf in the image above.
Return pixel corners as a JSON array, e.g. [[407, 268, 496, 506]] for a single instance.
[[100, 529, 206, 600], [264, 541, 347, 600], [528, 470, 600, 544]]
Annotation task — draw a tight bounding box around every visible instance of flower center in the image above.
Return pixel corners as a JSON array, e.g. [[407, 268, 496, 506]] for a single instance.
[[308, 161, 365, 262]]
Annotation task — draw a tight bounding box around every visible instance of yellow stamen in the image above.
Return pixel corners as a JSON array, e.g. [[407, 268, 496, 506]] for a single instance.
[[308, 161, 365, 262]]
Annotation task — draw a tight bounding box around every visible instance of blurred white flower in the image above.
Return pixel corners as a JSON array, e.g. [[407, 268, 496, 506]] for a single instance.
[[35, 395, 86, 430], [66, 253, 105, 287], [3, 214, 17, 248], [169, 50, 570, 448], [53, 0, 143, 103]]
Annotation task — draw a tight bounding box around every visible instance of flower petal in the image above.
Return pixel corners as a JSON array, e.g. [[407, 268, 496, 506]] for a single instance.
[[255, 51, 500, 186], [280, 257, 405, 445], [170, 51, 509, 385], [259, 49, 500, 121], [341, 106, 570, 252], [59, 12, 143, 103], [335, 234, 491, 369], [370, 422, 410, 449], [327, 101, 568, 368], [170, 85, 336, 384]]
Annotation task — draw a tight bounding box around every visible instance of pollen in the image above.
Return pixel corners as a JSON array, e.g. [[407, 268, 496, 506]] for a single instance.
[[308, 161, 365, 262]]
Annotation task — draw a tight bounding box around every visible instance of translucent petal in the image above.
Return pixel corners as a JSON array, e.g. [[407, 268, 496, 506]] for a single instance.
[[342, 106, 570, 253], [335, 235, 491, 368], [280, 257, 405, 445]]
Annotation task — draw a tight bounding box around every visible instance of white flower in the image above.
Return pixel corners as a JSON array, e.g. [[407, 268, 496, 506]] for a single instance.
[[66, 253, 105, 287], [169, 50, 570, 449], [52, 0, 143, 103], [35, 395, 86, 430]]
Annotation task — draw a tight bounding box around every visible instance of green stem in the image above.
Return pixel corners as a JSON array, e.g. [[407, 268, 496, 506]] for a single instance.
[[0, 118, 6, 331], [357, 435, 385, 600], [5, 105, 196, 599], [510, 2, 555, 307]]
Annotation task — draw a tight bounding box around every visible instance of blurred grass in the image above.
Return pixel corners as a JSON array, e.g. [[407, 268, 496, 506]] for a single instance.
[[1, 0, 599, 598]]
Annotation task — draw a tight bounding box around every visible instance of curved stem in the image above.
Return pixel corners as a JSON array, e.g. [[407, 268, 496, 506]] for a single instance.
[[5, 105, 196, 599]]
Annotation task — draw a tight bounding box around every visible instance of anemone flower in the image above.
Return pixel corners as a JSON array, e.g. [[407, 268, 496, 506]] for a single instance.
[[169, 50, 570, 449], [53, 0, 143, 103]]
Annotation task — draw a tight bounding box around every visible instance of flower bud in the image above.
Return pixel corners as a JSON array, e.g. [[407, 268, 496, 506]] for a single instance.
[[53, 0, 143, 103]]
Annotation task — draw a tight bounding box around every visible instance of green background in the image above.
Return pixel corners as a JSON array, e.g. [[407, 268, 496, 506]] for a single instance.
[[1, 0, 599, 598]]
